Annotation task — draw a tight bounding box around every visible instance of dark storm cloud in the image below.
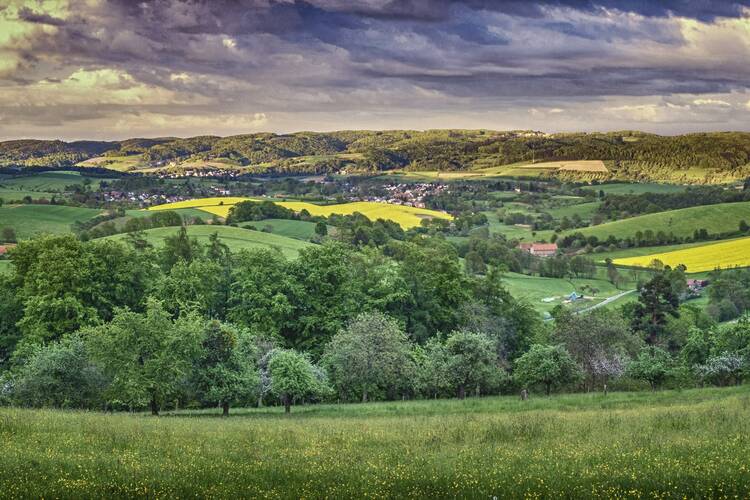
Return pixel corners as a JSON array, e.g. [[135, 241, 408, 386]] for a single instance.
[[2, 0, 750, 138]]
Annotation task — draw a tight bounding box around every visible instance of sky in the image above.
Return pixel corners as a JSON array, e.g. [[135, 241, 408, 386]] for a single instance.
[[0, 0, 749, 140]]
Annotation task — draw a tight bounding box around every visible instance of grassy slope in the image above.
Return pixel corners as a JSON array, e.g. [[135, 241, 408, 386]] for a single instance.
[[103, 225, 311, 258], [565, 201, 750, 241], [502, 271, 627, 313], [0, 205, 102, 239], [1, 387, 748, 498], [582, 183, 687, 195], [243, 219, 320, 240]]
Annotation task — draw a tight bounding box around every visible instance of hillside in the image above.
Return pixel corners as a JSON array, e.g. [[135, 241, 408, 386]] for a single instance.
[[563, 201, 750, 242], [0, 205, 103, 240], [613, 237, 750, 273], [1, 130, 749, 183], [102, 225, 311, 258]]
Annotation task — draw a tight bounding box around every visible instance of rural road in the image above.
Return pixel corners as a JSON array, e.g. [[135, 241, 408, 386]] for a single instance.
[[575, 289, 637, 315]]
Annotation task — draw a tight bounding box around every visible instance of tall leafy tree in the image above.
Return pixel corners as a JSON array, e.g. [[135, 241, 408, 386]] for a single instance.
[[514, 344, 581, 395], [323, 312, 413, 402], [445, 330, 498, 399], [632, 273, 680, 345], [192, 321, 258, 416], [267, 349, 323, 413], [87, 299, 203, 415]]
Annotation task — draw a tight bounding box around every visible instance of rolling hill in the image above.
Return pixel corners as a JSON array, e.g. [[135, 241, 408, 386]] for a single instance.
[[147, 197, 452, 229], [563, 201, 750, 242], [102, 225, 311, 258], [0, 205, 103, 240], [2, 130, 750, 183]]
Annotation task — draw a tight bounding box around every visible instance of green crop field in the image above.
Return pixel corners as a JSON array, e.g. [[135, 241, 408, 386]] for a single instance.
[[103, 225, 312, 258], [564, 201, 750, 242], [0, 205, 103, 239], [582, 183, 687, 195], [1, 387, 748, 498], [242, 219, 322, 240]]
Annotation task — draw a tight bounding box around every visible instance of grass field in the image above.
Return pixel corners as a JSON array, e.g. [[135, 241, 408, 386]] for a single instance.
[[564, 201, 750, 242], [582, 183, 687, 195], [1, 386, 748, 498], [243, 219, 321, 240], [0, 171, 110, 201], [103, 225, 311, 258], [147, 197, 452, 229], [0, 260, 11, 273], [613, 236, 750, 273], [0, 205, 103, 239], [502, 271, 627, 313]]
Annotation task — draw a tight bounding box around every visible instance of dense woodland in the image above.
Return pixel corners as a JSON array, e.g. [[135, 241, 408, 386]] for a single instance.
[[2, 130, 750, 182], [1, 212, 748, 414]]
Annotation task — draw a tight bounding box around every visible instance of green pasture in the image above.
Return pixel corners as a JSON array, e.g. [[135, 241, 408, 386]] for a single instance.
[[243, 219, 322, 240], [103, 225, 312, 259], [0, 204, 103, 240], [582, 183, 688, 195], [563, 201, 750, 242]]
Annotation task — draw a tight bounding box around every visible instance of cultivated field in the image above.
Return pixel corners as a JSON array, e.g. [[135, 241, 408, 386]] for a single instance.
[[0, 205, 103, 239], [1, 387, 748, 498], [148, 197, 452, 229], [613, 236, 750, 273], [564, 201, 750, 241], [103, 225, 311, 258]]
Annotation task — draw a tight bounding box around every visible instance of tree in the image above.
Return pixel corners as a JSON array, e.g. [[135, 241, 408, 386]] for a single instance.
[[694, 353, 745, 386], [514, 344, 581, 395], [553, 309, 639, 390], [445, 330, 498, 399], [314, 221, 328, 237], [631, 273, 680, 345], [1, 227, 16, 243], [87, 299, 203, 415], [228, 248, 294, 337], [322, 312, 413, 402], [153, 259, 227, 318], [627, 346, 672, 390], [414, 338, 451, 399], [464, 251, 486, 275], [267, 349, 322, 413], [160, 226, 203, 270], [11, 333, 107, 409], [193, 321, 258, 415]]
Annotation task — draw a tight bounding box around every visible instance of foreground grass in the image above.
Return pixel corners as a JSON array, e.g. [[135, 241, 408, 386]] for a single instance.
[[1, 387, 749, 498]]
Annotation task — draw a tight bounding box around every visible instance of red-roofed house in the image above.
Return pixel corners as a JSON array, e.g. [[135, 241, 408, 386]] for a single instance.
[[518, 242, 558, 258]]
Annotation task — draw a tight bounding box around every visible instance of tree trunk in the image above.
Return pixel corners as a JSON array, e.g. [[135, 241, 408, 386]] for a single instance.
[[362, 389, 368, 403], [545, 382, 551, 396], [458, 385, 466, 400], [284, 395, 291, 414], [222, 402, 230, 417], [150, 396, 159, 416]]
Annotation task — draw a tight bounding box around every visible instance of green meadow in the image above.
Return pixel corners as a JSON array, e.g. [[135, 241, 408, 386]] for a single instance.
[[564, 201, 750, 241], [0, 205, 103, 240], [103, 225, 311, 258], [1, 386, 748, 498], [242, 218, 322, 240]]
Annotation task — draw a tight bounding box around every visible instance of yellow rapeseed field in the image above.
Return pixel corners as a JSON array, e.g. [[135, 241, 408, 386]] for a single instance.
[[147, 197, 452, 229], [613, 237, 750, 273]]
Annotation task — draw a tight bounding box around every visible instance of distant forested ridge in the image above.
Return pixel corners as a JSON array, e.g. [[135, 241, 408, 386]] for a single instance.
[[2, 130, 750, 183]]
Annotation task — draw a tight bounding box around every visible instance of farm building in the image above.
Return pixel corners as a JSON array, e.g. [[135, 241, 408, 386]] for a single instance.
[[0, 244, 16, 256], [687, 279, 709, 292], [518, 242, 558, 257]]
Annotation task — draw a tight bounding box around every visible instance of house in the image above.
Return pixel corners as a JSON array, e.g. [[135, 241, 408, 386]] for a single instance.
[[518, 242, 558, 257], [686, 279, 709, 292], [0, 244, 16, 256]]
